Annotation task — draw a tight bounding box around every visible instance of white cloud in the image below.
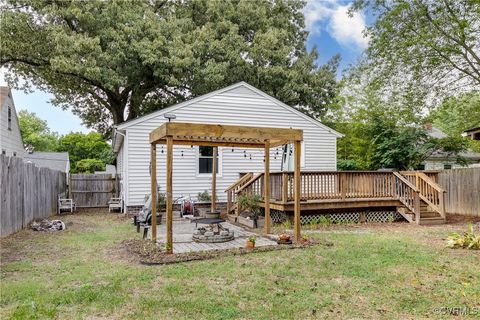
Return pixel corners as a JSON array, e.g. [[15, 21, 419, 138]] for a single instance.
[[304, 0, 369, 50]]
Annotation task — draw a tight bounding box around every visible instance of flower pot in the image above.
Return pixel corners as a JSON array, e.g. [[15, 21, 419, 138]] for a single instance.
[[246, 240, 255, 249], [279, 234, 290, 241]]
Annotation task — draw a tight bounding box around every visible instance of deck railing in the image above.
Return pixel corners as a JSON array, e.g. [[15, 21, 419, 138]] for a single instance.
[[225, 170, 443, 221]]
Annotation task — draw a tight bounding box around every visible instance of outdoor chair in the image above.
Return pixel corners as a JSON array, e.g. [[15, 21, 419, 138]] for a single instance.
[[108, 197, 123, 213], [58, 192, 76, 214]]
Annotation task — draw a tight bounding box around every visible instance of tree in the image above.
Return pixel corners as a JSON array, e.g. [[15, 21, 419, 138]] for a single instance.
[[429, 91, 480, 152], [56, 132, 113, 172], [350, 0, 480, 107], [430, 92, 480, 135], [1, 0, 338, 135], [18, 110, 59, 152]]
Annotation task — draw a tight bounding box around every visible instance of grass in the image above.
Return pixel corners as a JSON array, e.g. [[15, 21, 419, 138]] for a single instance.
[[1, 212, 479, 319]]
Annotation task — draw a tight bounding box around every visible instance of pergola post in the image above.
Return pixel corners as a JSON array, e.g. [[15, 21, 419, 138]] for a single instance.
[[294, 140, 301, 242], [211, 146, 217, 213], [166, 136, 173, 254], [150, 144, 157, 243], [264, 140, 271, 234]]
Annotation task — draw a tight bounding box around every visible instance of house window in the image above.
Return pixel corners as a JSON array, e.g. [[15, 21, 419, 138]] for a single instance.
[[198, 146, 219, 174], [415, 164, 425, 170], [7, 107, 12, 130], [444, 164, 452, 169]]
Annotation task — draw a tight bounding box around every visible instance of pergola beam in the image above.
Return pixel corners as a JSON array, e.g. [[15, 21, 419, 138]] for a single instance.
[[150, 122, 302, 144]]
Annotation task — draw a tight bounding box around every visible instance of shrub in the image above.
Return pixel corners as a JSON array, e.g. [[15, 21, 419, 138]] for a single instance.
[[237, 193, 262, 219], [197, 190, 211, 202], [446, 224, 480, 250], [75, 158, 105, 173], [337, 159, 361, 171]]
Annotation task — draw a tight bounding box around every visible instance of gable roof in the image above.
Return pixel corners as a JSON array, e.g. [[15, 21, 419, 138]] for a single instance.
[[115, 82, 343, 137], [24, 152, 70, 172]]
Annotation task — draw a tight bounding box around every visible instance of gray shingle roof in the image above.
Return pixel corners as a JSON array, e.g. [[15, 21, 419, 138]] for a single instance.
[[24, 152, 70, 172]]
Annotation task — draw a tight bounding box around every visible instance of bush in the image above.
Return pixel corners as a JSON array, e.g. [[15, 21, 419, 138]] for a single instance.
[[237, 193, 262, 219], [337, 159, 361, 171], [197, 190, 211, 202], [446, 224, 480, 250], [75, 158, 105, 173]]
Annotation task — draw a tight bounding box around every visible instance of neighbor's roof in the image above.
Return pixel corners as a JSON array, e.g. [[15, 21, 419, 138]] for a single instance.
[[24, 152, 70, 172], [112, 82, 343, 152], [426, 126, 447, 139]]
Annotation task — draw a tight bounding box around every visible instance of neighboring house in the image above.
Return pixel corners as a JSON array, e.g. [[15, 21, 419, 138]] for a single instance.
[[24, 152, 70, 173], [462, 126, 480, 140], [0, 87, 26, 158], [95, 164, 116, 175], [113, 82, 343, 212], [419, 125, 480, 170]]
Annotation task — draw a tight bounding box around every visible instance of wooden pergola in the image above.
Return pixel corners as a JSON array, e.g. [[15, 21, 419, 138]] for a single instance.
[[149, 122, 303, 254]]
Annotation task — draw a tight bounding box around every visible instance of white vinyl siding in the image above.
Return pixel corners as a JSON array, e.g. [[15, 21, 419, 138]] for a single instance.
[[0, 91, 26, 158], [120, 85, 338, 206]]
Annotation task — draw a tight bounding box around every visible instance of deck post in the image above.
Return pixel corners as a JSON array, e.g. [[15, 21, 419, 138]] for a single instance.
[[294, 140, 301, 242], [150, 144, 157, 243], [340, 172, 346, 199], [211, 146, 217, 213], [166, 136, 173, 254], [414, 191, 421, 224], [264, 140, 271, 234], [282, 172, 288, 203]]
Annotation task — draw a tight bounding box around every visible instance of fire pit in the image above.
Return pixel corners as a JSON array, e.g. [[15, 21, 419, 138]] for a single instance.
[[192, 218, 234, 243]]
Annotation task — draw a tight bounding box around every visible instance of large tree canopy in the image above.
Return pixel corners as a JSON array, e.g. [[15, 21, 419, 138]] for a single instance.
[[1, 0, 338, 135], [350, 0, 480, 108]]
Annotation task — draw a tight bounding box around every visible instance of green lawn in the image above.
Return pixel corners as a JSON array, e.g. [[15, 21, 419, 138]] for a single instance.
[[1, 213, 479, 319]]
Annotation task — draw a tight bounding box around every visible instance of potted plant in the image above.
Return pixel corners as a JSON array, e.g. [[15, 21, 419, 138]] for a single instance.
[[154, 191, 166, 224], [237, 193, 264, 228], [246, 236, 256, 249]]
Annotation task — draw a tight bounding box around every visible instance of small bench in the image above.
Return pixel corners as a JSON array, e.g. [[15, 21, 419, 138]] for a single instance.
[[58, 192, 76, 214]]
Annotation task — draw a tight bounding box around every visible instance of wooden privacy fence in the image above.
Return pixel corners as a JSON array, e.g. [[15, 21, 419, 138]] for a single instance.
[[437, 168, 480, 216], [70, 173, 119, 207], [0, 155, 67, 237]]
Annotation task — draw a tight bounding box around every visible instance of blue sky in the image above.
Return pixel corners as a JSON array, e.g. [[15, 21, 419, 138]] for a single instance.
[[0, 0, 369, 135]]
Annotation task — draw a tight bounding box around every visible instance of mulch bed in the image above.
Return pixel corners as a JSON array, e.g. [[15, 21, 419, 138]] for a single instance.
[[122, 238, 333, 265]]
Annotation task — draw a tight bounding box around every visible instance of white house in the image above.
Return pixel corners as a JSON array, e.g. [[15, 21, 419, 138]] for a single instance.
[[113, 82, 342, 212], [420, 125, 480, 170], [0, 87, 26, 158]]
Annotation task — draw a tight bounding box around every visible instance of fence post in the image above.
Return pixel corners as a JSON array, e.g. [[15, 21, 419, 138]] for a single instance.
[[340, 172, 346, 200]]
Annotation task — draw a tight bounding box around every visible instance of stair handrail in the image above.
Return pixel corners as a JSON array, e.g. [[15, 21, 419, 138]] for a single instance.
[[393, 172, 419, 192], [393, 172, 421, 223], [235, 173, 264, 195], [415, 172, 446, 218], [416, 172, 445, 193], [225, 173, 253, 192]]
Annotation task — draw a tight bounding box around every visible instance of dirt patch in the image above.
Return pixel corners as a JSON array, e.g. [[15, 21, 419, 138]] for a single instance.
[[122, 238, 332, 265]]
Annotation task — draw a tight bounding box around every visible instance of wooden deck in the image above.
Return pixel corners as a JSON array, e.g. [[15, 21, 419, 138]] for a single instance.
[[226, 171, 446, 225]]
